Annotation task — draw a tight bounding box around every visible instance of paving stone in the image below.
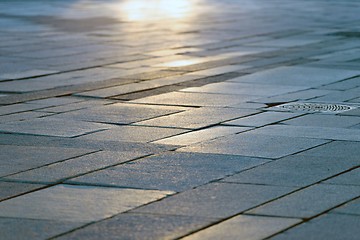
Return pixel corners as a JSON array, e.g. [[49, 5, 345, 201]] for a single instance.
[[270, 214, 360, 240], [55, 213, 216, 240], [339, 107, 360, 117], [0, 182, 45, 201], [332, 198, 360, 216], [320, 77, 360, 90], [77, 125, 187, 143], [222, 154, 359, 187], [0, 69, 58, 80], [247, 184, 360, 218], [0, 118, 111, 137], [299, 141, 360, 159], [312, 86, 360, 102], [324, 168, 360, 186], [5, 150, 149, 183], [133, 182, 295, 218], [283, 114, 360, 128], [224, 112, 302, 127], [0, 145, 94, 177], [181, 82, 307, 97], [0, 217, 83, 240], [0, 184, 173, 222], [154, 126, 251, 146], [183, 215, 300, 240], [26, 97, 85, 107], [68, 152, 268, 191], [53, 102, 187, 124], [0, 103, 46, 116], [187, 65, 250, 76], [227, 66, 360, 87], [131, 91, 259, 107], [0, 111, 53, 123], [135, 107, 259, 129], [179, 132, 329, 159], [246, 37, 323, 47], [248, 124, 360, 141], [36, 99, 113, 113]]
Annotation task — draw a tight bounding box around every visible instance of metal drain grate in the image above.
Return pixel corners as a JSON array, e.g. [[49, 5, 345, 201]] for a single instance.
[[275, 102, 357, 113]]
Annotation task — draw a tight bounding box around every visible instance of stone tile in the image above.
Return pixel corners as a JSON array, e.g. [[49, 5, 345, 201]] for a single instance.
[[224, 112, 302, 127], [312, 87, 360, 102], [187, 65, 250, 76], [77, 125, 187, 143], [339, 107, 360, 117], [227, 66, 360, 87], [332, 198, 360, 216], [53, 103, 187, 124], [183, 215, 300, 240], [55, 213, 215, 240], [181, 82, 307, 97], [26, 97, 84, 107], [5, 150, 148, 183], [154, 126, 251, 146], [320, 77, 360, 90], [0, 103, 46, 116], [246, 37, 322, 47], [222, 154, 359, 187], [324, 168, 360, 186], [283, 114, 360, 128], [0, 118, 111, 137], [68, 152, 268, 192], [299, 141, 360, 159], [270, 214, 360, 240], [0, 111, 53, 123], [0, 217, 83, 240], [248, 125, 360, 141], [179, 132, 328, 159], [0, 69, 58, 80], [247, 184, 360, 218], [36, 100, 113, 113], [131, 91, 258, 107], [134, 182, 295, 218], [0, 184, 173, 222], [0, 182, 45, 201], [0, 145, 94, 177], [135, 107, 259, 129]]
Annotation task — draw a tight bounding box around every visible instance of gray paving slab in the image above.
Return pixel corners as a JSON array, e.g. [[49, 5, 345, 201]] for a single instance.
[[52, 102, 187, 124], [35, 99, 112, 113], [179, 132, 329, 159], [248, 124, 360, 141], [227, 66, 360, 87], [331, 198, 360, 216], [224, 112, 302, 127], [5, 150, 149, 183], [55, 213, 216, 240], [222, 154, 359, 187], [0, 111, 53, 123], [299, 141, 360, 159], [247, 184, 360, 218], [134, 107, 259, 129], [0, 118, 111, 137], [0, 182, 45, 201], [76, 125, 187, 143], [0, 103, 46, 116], [0, 184, 173, 223], [183, 215, 301, 240], [0, 217, 83, 240], [324, 168, 360, 186], [282, 114, 360, 128], [269, 214, 360, 240], [0, 145, 94, 177], [133, 182, 295, 218], [68, 152, 268, 191], [131, 91, 259, 107], [154, 126, 251, 146]]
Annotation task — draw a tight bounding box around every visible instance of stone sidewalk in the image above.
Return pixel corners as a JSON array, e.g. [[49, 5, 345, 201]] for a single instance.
[[0, 0, 360, 239]]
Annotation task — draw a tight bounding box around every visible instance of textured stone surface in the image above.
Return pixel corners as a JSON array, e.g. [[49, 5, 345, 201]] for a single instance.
[[0, 182, 45, 201], [224, 112, 302, 127], [0, 185, 173, 222]]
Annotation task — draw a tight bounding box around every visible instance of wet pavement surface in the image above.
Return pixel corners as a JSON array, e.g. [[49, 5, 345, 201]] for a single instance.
[[1, 0, 360, 239]]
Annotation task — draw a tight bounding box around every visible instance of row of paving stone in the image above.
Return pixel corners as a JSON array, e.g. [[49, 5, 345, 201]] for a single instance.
[[1, 0, 360, 239]]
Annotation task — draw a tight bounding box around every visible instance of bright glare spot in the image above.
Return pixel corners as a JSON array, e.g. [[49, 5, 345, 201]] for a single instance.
[[116, 0, 195, 21], [157, 59, 204, 67]]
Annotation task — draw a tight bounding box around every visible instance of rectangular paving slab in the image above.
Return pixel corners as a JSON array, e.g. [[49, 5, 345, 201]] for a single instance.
[[179, 132, 329, 159], [0, 182, 45, 201], [0, 184, 173, 222], [67, 152, 268, 192]]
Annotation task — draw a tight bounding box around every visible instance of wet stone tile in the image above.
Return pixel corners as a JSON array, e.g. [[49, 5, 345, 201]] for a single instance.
[[55, 213, 216, 240], [0, 184, 173, 222], [133, 182, 295, 218], [0, 182, 45, 201], [247, 184, 360, 218], [179, 132, 329, 159], [183, 215, 300, 240], [0, 145, 94, 177], [68, 152, 268, 192], [0, 217, 84, 240], [0, 118, 111, 137], [5, 150, 149, 183], [269, 214, 360, 240], [135, 107, 259, 129]]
